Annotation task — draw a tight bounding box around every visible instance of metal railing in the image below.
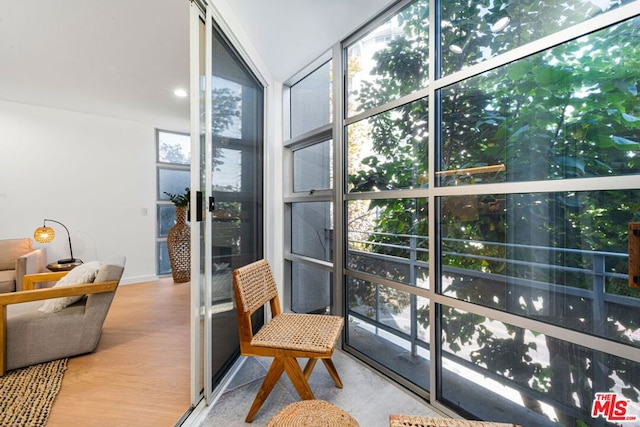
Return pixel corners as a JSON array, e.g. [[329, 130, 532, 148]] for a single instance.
[[345, 231, 640, 423]]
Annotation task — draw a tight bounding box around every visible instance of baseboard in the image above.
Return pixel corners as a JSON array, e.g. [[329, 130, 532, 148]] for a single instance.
[[118, 275, 158, 285]]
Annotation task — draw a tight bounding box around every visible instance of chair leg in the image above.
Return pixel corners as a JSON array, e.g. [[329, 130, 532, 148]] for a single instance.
[[246, 357, 285, 423], [283, 357, 314, 400], [322, 357, 343, 388], [302, 357, 318, 380]]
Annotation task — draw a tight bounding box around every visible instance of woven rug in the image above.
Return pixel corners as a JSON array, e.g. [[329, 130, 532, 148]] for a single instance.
[[0, 359, 68, 426]]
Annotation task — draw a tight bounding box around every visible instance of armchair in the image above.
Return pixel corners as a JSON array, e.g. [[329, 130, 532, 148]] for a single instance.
[[0, 238, 47, 293], [0, 257, 125, 375]]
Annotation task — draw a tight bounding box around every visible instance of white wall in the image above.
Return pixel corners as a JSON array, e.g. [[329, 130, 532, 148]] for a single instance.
[[0, 99, 159, 284]]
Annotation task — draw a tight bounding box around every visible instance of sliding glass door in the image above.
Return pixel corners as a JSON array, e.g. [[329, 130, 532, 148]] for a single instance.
[[189, 1, 264, 406], [208, 23, 264, 386]]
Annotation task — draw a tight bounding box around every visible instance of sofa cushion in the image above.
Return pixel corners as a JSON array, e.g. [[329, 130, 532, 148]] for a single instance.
[[0, 270, 16, 293], [0, 238, 32, 271], [39, 261, 102, 313]]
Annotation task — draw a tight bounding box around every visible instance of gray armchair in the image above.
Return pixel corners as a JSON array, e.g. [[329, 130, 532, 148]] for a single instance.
[[0, 257, 125, 375], [0, 238, 47, 293]]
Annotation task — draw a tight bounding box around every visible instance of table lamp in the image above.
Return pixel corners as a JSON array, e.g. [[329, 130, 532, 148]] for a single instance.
[[34, 219, 81, 264]]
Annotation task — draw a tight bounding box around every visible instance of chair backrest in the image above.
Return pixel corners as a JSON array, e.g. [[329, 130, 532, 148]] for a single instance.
[[232, 259, 281, 348], [233, 259, 279, 315], [85, 258, 126, 311], [0, 238, 32, 270], [82, 258, 126, 350]]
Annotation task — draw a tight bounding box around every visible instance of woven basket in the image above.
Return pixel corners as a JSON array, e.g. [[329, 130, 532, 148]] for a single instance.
[[167, 206, 190, 283]]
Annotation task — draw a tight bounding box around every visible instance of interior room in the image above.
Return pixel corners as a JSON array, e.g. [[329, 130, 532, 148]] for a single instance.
[[2, 0, 640, 426]]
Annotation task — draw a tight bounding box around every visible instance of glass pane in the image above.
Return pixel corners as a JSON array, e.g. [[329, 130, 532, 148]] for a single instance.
[[213, 147, 242, 192], [209, 24, 264, 388], [157, 205, 176, 237], [346, 0, 429, 116], [439, 190, 640, 346], [347, 278, 411, 334], [293, 140, 332, 193], [347, 98, 429, 193], [439, 17, 640, 186], [158, 131, 190, 164], [347, 276, 430, 390], [158, 168, 190, 201], [212, 76, 242, 139], [347, 199, 429, 289], [440, 0, 634, 77], [157, 241, 170, 275], [290, 61, 332, 137], [440, 306, 640, 426], [291, 202, 333, 262], [291, 262, 332, 314]]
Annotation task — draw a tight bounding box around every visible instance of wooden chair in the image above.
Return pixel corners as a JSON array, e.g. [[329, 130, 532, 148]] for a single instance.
[[232, 259, 344, 423]]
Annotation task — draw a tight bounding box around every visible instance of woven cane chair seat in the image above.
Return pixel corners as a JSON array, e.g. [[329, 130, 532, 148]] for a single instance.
[[252, 313, 343, 353], [268, 400, 359, 427], [389, 415, 519, 427]]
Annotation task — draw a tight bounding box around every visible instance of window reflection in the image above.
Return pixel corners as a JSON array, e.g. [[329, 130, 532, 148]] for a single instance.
[[212, 148, 242, 192], [212, 77, 242, 139]]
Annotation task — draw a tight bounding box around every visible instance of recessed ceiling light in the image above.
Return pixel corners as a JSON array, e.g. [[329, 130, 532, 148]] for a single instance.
[[174, 89, 188, 97]]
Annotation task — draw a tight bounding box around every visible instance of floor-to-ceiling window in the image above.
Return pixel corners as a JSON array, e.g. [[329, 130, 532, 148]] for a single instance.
[[156, 129, 191, 276], [283, 56, 335, 314], [287, 1, 640, 425]]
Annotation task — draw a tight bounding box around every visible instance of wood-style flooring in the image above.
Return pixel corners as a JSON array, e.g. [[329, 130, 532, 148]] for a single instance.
[[46, 278, 191, 427]]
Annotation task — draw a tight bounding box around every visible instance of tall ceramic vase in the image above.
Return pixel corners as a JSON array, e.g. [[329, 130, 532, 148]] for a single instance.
[[167, 206, 190, 283]]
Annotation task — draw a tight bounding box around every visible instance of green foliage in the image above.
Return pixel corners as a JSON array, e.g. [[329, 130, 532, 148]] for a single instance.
[[164, 188, 190, 207], [348, 2, 640, 424]]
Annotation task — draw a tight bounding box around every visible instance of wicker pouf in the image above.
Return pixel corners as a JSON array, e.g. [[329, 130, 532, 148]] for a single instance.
[[267, 400, 359, 427]]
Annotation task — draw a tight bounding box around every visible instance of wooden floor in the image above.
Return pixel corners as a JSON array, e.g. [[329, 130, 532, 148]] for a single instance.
[[47, 278, 191, 427]]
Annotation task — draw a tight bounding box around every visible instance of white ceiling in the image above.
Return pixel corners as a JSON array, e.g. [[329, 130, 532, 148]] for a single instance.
[[0, 0, 391, 130]]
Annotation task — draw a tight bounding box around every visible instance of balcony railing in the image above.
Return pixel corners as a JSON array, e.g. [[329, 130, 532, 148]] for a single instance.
[[345, 231, 640, 424]]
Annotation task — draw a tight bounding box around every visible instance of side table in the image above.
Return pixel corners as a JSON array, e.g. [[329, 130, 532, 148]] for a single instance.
[[46, 260, 83, 272]]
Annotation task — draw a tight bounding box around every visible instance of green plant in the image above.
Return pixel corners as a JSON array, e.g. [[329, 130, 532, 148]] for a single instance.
[[164, 187, 190, 207]]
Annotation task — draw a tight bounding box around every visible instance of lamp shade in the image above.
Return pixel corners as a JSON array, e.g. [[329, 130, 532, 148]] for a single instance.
[[34, 226, 55, 243]]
